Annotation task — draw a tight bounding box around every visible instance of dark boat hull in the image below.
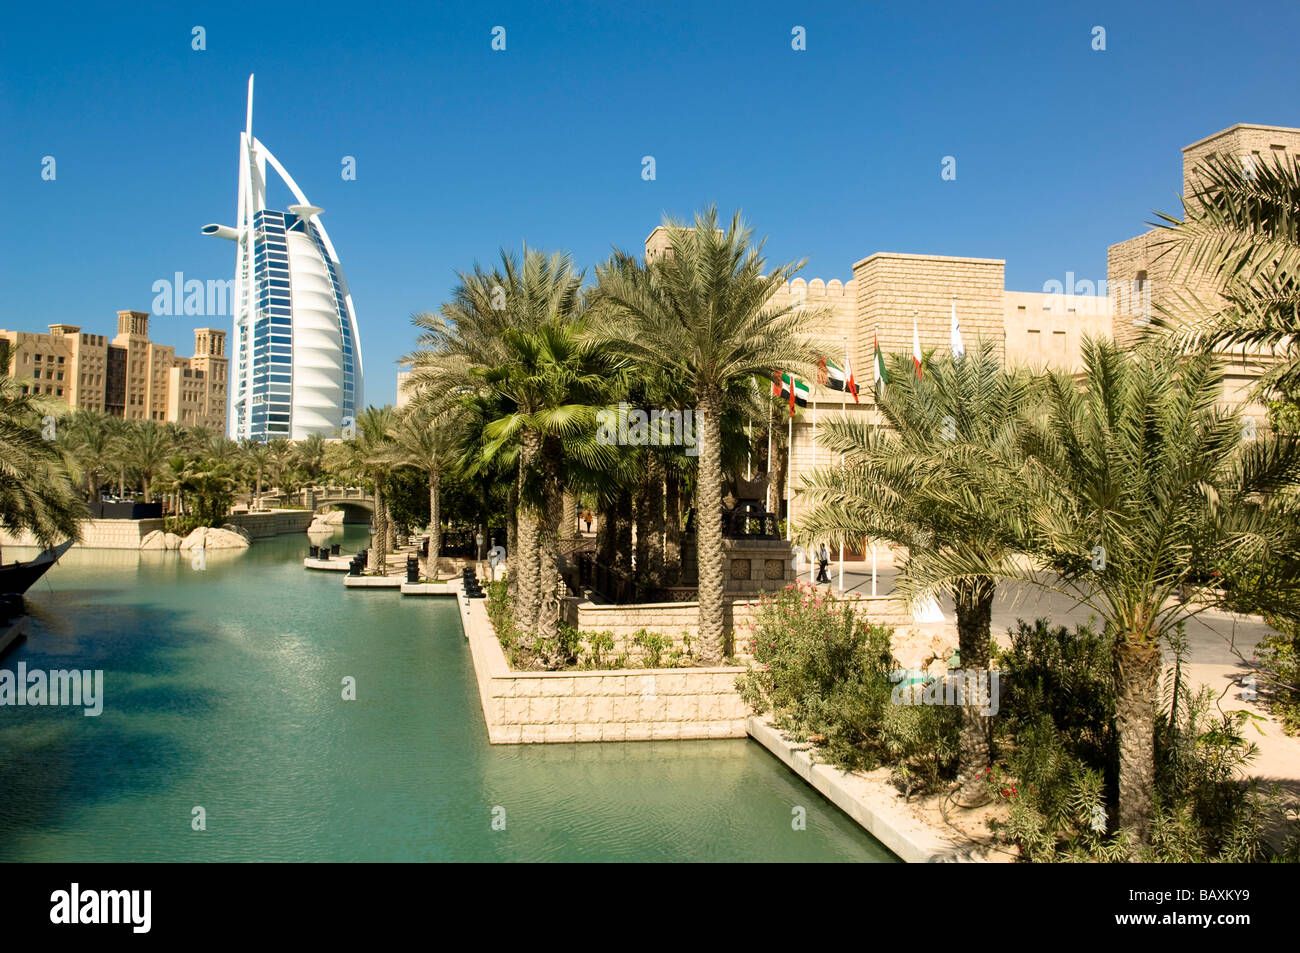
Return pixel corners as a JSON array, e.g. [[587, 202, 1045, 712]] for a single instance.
[[0, 539, 73, 594]]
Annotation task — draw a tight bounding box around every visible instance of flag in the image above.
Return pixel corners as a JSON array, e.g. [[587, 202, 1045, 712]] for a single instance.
[[822, 359, 859, 403], [771, 371, 782, 397], [776, 372, 809, 417], [873, 334, 888, 393], [912, 316, 923, 379], [950, 298, 965, 361]]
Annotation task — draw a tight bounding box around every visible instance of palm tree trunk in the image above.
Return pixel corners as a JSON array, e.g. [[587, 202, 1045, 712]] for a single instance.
[[428, 468, 441, 567], [506, 481, 519, 599], [634, 465, 650, 581], [596, 498, 616, 566], [563, 491, 578, 538], [1115, 639, 1161, 845], [514, 431, 543, 637], [142, 476, 152, 504], [645, 455, 665, 587], [664, 472, 682, 585], [372, 486, 388, 573], [537, 467, 566, 662], [614, 488, 633, 575], [695, 388, 726, 663], [953, 575, 996, 784]]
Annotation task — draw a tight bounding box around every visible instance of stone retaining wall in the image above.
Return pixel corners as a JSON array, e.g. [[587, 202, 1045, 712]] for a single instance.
[[1, 509, 315, 549], [458, 585, 748, 743], [224, 509, 316, 538], [0, 518, 164, 549]]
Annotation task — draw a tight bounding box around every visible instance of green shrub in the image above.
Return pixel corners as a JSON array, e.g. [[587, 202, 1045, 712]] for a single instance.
[[165, 513, 207, 537], [484, 580, 518, 650], [583, 631, 615, 669], [1257, 615, 1300, 735], [739, 582, 958, 796], [632, 630, 669, 668], [991, 620, 1297, 861]]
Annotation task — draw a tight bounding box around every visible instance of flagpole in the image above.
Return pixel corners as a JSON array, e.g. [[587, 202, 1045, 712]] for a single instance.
[[767, 417, 773, 511], [786, 412, 793, 541], [839, 335, 846, 592]]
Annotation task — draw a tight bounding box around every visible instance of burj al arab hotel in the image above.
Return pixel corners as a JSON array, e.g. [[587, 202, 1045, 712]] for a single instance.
[[203, 76, 363, 441]]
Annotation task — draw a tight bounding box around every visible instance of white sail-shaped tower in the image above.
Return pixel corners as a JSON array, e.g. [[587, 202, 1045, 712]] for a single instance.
[[203, 75, 363, 440]]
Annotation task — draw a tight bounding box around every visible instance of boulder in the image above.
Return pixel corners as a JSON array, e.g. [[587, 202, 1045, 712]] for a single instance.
[[220, 523, 253, 542], [140, 530, 167, 550], [179, 526, 251, 550], [164, 532, 183, 550]]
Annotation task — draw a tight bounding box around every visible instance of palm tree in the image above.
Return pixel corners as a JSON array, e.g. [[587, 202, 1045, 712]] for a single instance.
[[295, 434, 327, 486], [917, 339, 1300, 844], [59, 410, 120, 505], [337, 406, 397, 573], [385, 403, 464, 568], [240, 440, 271, 508], [119, 420, 173, 503], [797, 339, 1035, 784], [265, 438, 298, 493], [1151, 149, 1300, 396], [0, 377, 84, 549], [408, 249, 622, 649], [592, 207, 823, 663]]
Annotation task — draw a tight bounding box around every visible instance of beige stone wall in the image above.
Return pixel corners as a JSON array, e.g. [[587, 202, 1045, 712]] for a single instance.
[[572, 598, 763, 659], [486, 669, 751, 743], [852, 253, 1006, 371], [461, 585, 750, 743], [1182, 124, 1300, 198], [0, 518, 165, 549], [1003, 290, 1112, 373], [224, 509, 316, 538], [767, 276, 860, 371]]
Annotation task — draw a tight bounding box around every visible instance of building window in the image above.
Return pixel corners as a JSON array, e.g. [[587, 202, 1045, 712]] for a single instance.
[[56, 388, 63, 397], [57, 356, 64, 364]]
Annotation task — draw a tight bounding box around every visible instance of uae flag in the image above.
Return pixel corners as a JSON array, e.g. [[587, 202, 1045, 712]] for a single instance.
[[822, 358, 859, 402], [777, 372, 809, 416], [912, 315, 924, 379], [873, 334, 888, 393]]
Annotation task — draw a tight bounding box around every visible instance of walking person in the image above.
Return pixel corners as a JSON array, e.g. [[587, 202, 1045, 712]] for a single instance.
[[815, 542, 831, 585]]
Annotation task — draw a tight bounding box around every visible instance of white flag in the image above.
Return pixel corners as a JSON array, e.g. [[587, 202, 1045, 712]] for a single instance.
[[950, 297, 965, 361]]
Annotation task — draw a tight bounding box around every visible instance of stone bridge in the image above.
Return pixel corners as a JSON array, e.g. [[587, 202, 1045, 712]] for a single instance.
[[261, 485, 373, 518]]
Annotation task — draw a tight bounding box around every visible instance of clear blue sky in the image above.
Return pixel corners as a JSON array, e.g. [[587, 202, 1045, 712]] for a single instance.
[[2, 0, 1297, 405]]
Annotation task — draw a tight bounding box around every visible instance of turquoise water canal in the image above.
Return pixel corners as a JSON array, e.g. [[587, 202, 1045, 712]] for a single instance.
[[0, 528, 895, 862]]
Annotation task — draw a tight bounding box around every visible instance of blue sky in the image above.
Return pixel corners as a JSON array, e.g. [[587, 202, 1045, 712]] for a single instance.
[[2, 0, 1298, 405]]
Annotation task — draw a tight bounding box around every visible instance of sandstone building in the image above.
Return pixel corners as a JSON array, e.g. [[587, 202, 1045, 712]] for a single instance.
[[0, 310, 228, 432], [646, 122, 1298, 535]]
